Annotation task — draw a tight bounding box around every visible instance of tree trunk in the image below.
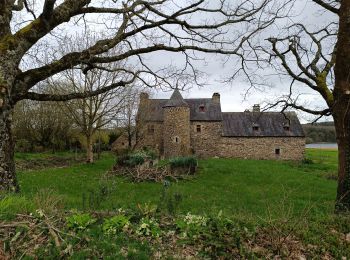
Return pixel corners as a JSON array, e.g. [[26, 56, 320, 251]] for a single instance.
[[86, 134, 94, 163], [334, 0, 350, 212], [0, 102, 18, 192], [333, 104, 350, 212]]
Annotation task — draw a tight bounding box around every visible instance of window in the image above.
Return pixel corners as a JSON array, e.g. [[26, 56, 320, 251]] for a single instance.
[[173, 136, 180, 143], [199, 105, 205, 112], [196, 125, 202, 133], [283, 125, 290, 131], [148, 124, 155, 134], [253, 126, 259, 131], [275, 148, 280, 155]]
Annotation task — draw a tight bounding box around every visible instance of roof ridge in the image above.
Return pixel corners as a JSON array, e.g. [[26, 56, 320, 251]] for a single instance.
[[163, 89, 189, 108]]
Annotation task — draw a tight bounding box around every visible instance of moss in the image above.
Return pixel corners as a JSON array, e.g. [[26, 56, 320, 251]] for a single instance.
[[0, 18, 42, 51], [16, 18, 42, 36], [316, 73, 334, 105], [0, 34, 17, 51]]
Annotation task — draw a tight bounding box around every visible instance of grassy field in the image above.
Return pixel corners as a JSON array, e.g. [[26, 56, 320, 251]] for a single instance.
[[4, 149, 337, 219], [2, 149, 349, 259], [11, 149, 337, 219]]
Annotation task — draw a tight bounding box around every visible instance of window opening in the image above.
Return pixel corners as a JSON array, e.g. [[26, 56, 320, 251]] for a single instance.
[[148, 125, 155, 134]]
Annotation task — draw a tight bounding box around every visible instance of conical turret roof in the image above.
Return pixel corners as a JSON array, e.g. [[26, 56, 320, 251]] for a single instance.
[[163, 88, 189, 108]]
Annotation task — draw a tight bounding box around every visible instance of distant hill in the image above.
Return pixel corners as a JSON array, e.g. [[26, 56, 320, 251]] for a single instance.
[[302, 122, 336, 144]]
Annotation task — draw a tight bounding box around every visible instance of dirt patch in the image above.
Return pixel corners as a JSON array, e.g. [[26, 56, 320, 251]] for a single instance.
[[16, 156, 86, 171]]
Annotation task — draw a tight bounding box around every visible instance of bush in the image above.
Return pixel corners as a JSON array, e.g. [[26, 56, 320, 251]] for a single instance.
[[116, 150, 158, 167], [15, 139, 32, 152], [169, 156, 197, 168], [126, 153, 145, 166]]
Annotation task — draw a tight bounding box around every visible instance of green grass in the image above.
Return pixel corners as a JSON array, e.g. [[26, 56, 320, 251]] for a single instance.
[[2, 149, 347, 258], [6, 149, 337, 221]]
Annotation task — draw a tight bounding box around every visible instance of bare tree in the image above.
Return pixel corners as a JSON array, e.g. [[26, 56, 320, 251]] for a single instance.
[[0, 0, 288, 191], [118, 87, 141, 150], [51, 67, 129, 163], [252, 0, 350, 212]]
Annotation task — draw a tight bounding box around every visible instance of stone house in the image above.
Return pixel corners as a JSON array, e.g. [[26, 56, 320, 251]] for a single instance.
[[125, 89, 305, 160]]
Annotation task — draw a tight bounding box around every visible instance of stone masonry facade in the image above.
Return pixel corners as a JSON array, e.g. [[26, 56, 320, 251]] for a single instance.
[[132, 89, 305, 160]]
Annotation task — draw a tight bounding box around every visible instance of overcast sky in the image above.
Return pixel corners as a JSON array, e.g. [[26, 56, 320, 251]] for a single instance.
[[14, 0, 337, 123], [148, 0, 337, 123]]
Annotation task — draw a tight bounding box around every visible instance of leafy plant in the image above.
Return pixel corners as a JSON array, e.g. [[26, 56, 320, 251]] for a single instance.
[[169, 156, 197, 168], [136, 218, 161, 237], [137, 202, 158, 217], [126, 153, 145, 166], [176, 213, 208, 238], [102, 215, 130, 235], [66, 213, 97, 231]]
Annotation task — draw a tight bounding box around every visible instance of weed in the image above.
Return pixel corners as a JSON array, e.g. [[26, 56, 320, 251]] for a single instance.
[[158, 181, 183, 216], [33, 189, 64, 215], [102, 215, 130, 235], [137, 202, 158, 218], [66, 213, 97, 231], [176, 213, 208, 238], [0, 194, 33, 220], [136, 217, 161, 237]]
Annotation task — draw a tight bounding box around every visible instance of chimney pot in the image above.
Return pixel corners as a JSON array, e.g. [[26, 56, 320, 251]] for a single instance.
[[253, 104, 260, 112], [140, 92, 149, 100], [212, 92, 220, 103]]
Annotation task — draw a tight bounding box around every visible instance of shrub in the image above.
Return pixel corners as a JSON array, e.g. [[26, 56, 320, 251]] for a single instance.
[[126, 153, 145, 166], [116, 151, 157, 167], [15, 139, 32, 152], [169, 156, 197, 168]]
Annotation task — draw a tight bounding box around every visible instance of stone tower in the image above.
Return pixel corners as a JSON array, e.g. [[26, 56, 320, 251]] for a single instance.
[[162, 89, 190, 158]]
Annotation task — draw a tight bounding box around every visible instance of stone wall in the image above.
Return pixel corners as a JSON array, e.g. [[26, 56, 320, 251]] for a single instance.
[[216, 137, 305, 160], [163, 107, 190, 158], [136, 122, 163, 154], [190, 121, 222, 158]]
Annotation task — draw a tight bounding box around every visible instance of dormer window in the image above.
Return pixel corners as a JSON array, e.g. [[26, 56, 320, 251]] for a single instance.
[[199, 105, 205, 112], [252, 123, 259, 131], [283, 125, 290, 131]]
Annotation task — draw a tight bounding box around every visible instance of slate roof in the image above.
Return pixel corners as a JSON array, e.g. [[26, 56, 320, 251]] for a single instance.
[[222, 112, 305, 137], [163, 88, 189, 107], [140, 90, 304, 137], [144, 98, 222, 121]]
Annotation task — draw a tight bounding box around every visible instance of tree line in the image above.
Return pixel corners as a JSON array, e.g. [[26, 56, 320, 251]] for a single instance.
[[302, 122, 336, 144]]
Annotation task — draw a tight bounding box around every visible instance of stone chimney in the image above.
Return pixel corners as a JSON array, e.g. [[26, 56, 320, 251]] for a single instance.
[[253, 104, 260, 112], [140, 92, 149, 101], [212, 93, 220, 103]]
